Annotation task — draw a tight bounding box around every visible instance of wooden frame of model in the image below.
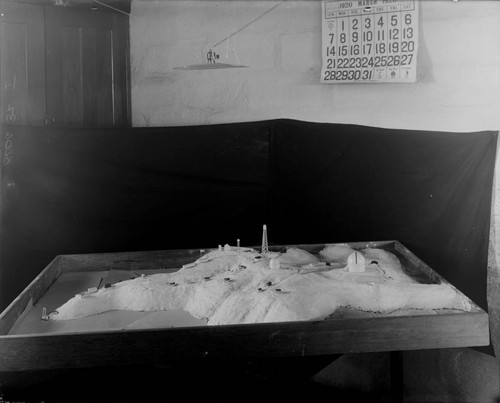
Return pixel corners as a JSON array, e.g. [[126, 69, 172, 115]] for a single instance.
[[0, 238, 489, 373]]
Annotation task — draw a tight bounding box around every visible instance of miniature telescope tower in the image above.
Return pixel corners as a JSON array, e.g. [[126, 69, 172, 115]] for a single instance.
[[261, 224, 269, 254]]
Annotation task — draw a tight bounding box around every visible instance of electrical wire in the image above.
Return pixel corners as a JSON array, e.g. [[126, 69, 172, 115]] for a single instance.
[[92, 0, 131, 17], [212, 2, 281, 49], [91, 1, 279, 30]]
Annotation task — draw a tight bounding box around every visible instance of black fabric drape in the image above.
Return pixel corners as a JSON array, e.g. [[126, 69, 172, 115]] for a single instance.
[[1, 120, 497, 325], [0, 122, 270, 310], [271, 119, 497, 313]]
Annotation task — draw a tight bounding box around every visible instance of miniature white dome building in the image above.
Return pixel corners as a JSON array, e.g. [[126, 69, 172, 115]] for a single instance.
[[347, 251, 366, 272]]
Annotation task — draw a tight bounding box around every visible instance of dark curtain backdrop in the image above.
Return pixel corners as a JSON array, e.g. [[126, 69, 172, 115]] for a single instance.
[[0, 121, 270, 310], [270, 120, 497, 315], [0, 120, 497, 319]]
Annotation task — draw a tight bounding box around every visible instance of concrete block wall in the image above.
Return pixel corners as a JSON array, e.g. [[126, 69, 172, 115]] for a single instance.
[[130, 1, 500, 400]]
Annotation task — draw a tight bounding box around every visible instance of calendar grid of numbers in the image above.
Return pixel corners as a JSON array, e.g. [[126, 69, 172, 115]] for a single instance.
[[321, 0, 418, 83]]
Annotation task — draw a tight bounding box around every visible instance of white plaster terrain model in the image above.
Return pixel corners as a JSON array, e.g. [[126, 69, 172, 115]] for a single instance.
[[50, 234, 472, 325]]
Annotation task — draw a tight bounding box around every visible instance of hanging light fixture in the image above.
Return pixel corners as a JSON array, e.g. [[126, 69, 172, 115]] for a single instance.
[[173, 3, 281, 71], [173, 46, 247, 71]]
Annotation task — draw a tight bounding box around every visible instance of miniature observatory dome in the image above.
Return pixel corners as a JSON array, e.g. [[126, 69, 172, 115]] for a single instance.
[[347, 251, 366, 273]]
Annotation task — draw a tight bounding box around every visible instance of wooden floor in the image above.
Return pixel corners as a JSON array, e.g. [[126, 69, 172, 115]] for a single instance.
[[2, 355, 379, 401]]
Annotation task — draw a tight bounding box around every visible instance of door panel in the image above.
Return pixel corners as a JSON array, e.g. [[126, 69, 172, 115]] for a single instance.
[[0, 1, 46, 125], [45, 7, 128, 127], [82, 27, 114, 126], [61, 26, 84, 125]]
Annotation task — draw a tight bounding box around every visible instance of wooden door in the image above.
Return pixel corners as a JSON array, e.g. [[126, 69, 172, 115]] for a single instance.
[[45, 6, 129, 127], [0, 1, 46, 125]]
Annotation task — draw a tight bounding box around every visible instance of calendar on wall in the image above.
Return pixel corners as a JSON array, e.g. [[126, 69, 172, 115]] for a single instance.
[[321, 0, 418, 83]]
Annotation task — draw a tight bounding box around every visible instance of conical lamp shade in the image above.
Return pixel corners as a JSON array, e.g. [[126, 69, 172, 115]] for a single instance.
[[173, 62, 247, 71]]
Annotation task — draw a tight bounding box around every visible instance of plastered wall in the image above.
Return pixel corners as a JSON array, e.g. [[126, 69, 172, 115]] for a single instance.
[[130, 0, 500, 132], [130, 1, 500, 400]]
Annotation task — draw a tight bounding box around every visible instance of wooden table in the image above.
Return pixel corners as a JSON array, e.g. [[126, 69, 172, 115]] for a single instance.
[[0, 241, 489, 401]]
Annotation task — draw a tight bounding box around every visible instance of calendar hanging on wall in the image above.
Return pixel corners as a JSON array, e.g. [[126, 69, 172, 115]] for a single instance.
[[321, 0, 418, 83]]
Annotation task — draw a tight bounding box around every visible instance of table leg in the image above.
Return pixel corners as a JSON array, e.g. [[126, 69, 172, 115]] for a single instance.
[[390, 350, 404, 402]]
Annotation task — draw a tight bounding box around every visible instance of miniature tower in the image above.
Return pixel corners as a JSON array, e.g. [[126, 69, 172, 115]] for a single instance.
[[261, 224, 269, 254]]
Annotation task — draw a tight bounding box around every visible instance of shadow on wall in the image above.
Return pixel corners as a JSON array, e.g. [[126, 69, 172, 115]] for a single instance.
[[417, 8, 434, 83]]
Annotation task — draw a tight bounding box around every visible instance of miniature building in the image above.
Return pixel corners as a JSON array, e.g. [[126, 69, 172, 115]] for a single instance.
[[269, 257, 280, 270], [347, 251, 366, 273]]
